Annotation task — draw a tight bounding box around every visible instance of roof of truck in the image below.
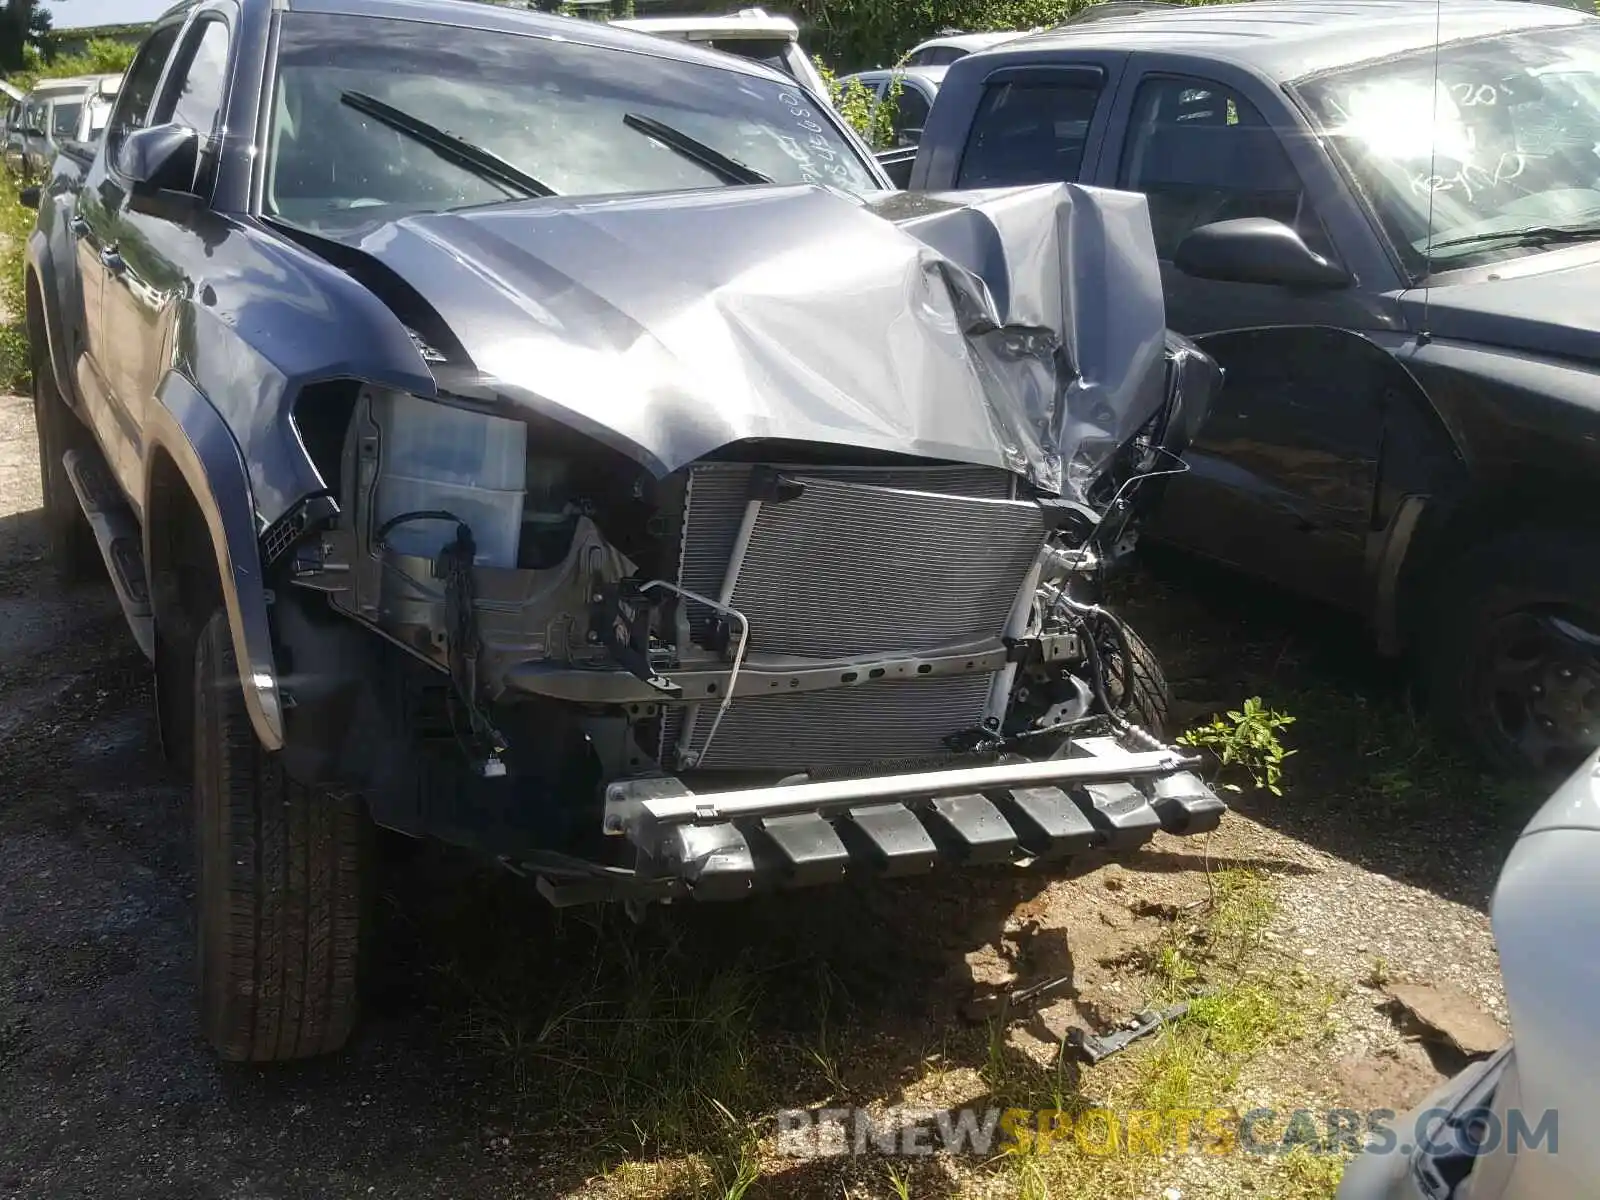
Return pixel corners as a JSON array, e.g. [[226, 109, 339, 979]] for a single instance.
[[609, 10, 802, 40], [991, 0, 1591, 81], [284, 0, 802, 84], [909, 31, 1023, 53], [843, 65, 950, 90]]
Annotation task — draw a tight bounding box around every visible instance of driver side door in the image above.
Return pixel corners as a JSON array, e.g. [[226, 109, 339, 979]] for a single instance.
[[73, 22, 182, 509], [1110, 71, 1396, 612]]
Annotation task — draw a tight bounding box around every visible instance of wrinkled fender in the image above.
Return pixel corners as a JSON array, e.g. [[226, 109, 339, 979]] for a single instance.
[[143, 372, 285, 751]]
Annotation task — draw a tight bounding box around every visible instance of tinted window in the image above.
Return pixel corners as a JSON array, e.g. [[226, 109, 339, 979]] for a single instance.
[[107, 25, 181, 148], [51, 100, 83, 137], [165, 18, 231, 134], [910, 46, 965, 67], [1119, 75, 1327, 260], [891, 84, 932, 144], [266, 12, 877, 231], [955, 74, 1102, 188]]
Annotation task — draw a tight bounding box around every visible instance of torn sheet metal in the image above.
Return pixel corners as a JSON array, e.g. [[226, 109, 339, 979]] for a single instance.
[[338, 180, 1168, 501]]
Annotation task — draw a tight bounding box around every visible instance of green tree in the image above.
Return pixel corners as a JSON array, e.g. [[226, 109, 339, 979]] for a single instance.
[[798, 0, 1088, 72], [0, 0, 52, 73]]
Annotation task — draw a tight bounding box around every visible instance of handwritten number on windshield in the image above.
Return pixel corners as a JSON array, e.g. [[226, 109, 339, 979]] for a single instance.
[[776, 90, 858, 187], [1410, 151, 1527, 200], [1452, 82, 1500, 107]]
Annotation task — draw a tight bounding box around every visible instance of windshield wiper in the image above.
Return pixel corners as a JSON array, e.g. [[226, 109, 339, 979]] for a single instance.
[[340, 91, 558, 199], [622, 112, 772, 186], [1429, 221, 1600, 253]]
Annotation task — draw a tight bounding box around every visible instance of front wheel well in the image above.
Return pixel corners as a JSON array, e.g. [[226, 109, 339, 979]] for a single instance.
[[147, 449, 223, 768], [1394, 494, 1600, 655]]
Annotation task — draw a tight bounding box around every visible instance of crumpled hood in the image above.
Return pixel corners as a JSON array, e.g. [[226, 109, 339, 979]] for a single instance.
[[1400, 250, 1600, 364], [336, 181, 1170, 499]]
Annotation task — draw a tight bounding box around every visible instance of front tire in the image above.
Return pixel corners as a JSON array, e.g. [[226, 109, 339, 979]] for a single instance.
[[1106, 620, 1173, 740], [193, 610, 369, 1062], [31, 346, 101, 584], [1423, 532, 1600, 778]]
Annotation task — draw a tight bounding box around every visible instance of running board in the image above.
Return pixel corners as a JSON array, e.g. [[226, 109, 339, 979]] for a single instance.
[[62, 448, 153, 661]]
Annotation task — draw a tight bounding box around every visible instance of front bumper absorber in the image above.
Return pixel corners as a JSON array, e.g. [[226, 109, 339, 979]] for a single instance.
[[596, 739, 1226, 901]]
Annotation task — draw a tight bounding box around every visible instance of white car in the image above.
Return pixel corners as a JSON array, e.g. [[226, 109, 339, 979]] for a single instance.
[[1338, 750, 1600, 1198], [610, 8, 831, 101], [899, 30, 1024, 67]]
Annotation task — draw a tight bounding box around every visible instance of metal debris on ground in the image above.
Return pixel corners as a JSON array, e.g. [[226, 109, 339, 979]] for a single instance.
[[1066, 1000, 1192, 1063]]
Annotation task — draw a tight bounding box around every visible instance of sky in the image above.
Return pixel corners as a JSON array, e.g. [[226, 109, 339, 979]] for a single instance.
[[53, 0, 176, 31]]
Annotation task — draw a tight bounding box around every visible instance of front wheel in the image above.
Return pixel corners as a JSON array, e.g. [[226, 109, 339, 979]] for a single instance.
[[1103, 620, 1173, 740], [193, 610, 370, 1062], [31, 346, 101, 584], [1423, 532, 1600, 778]]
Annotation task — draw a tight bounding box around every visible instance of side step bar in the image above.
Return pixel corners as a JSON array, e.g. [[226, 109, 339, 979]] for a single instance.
[[593, 745, 1227, 903], [62, 448, 153, 661]]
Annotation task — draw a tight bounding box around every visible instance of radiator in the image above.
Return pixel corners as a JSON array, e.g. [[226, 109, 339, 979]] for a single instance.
[[666, 462, 1043, 771], [662, 673, 995, 771]]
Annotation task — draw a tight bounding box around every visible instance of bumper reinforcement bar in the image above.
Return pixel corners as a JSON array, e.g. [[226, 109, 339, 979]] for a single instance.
[[596, 747, 1226, 901]]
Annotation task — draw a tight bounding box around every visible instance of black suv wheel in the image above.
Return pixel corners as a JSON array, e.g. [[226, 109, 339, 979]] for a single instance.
[[1426, 531, 1600, 778], [31, 346, 102, 584]]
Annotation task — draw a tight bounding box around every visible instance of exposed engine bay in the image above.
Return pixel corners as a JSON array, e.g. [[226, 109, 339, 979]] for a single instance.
[[306, 404, 1152, 778]]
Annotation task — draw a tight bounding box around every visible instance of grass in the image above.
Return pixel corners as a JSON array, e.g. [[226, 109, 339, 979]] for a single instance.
[[443, 907, 764, 1163], [0, 169, 33, 393], [967, 865, 1349, 1200]]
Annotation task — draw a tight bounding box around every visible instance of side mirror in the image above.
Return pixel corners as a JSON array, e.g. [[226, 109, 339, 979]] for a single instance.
[[1174, 217, 1351, 290], [18, 184, 39, 210], [115, 123, 200, 196]]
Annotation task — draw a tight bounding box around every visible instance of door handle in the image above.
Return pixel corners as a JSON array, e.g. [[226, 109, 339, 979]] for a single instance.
[[99, 246, 125, 274], [71, 215, 90, 238]]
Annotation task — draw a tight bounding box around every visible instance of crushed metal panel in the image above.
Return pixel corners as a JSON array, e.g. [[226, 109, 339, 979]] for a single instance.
[[338, 181, 1168, 502]]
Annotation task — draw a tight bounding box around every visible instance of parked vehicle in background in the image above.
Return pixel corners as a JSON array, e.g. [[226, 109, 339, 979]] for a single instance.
[[0, 79, 23, 151], [610, 7, 831, 100], [60, 75, 122, 160], [23, 0, 1225, 1065], [839, 65, 944, 147], [911, 0, 1600, 778], [900, 30, 1022, 66], [2, 88, 25, 176], [1337, 748, 1600, 1199], [14, 75, 123, 181]]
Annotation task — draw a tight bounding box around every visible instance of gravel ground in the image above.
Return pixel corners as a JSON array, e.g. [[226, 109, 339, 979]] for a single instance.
[[0, 391, 1522, 1199]]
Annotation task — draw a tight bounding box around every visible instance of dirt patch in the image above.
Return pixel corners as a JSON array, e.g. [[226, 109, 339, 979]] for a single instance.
[[1333, 1044, 1452, 1114]]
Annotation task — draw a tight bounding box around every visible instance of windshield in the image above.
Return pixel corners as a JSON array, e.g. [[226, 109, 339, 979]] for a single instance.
[[1295, 25, 1600, 270], [50, 100, 82, 138], [266, 13, 876, 231]]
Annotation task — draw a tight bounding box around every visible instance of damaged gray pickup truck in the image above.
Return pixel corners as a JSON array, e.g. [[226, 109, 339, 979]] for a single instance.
[[24, 0, 1225, 1063]]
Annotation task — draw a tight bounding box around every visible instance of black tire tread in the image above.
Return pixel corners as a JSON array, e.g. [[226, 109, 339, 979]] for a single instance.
[[194, 610, 366, 1062], [1119, 622, 1172, 740], [32, 354, 103, 584]]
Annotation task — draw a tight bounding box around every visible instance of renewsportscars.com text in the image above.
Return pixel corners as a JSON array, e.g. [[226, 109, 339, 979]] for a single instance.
[[775, 1105, 1559, 1159]]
